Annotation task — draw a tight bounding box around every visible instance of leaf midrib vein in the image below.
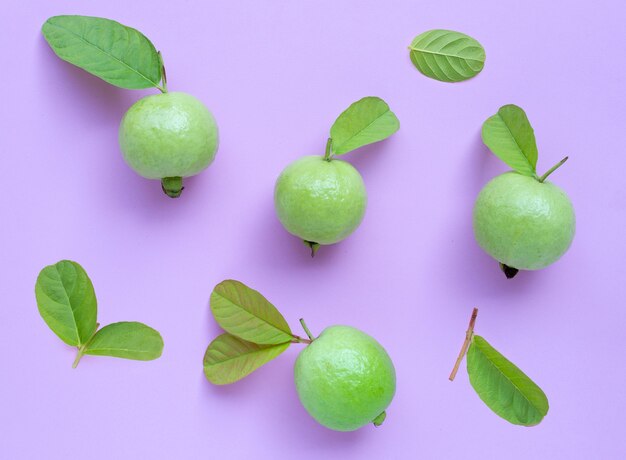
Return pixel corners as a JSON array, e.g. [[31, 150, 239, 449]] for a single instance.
[[496, 115, 534, 171], [474, 343, 541, 416], [215, 292, 291, 337], [332, 109, 394, 153], [409, 46, 484, 64]]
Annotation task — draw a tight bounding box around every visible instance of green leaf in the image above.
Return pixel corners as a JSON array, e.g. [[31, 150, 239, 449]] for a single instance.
[[329, 97, 400, 155], [84, 322, 163, 361], [42, 15, 163, 90], [409, 29, 486, 82], [467, 335, 549, 426], [210, 280, 294, 345], [481, 104, 539, 177], [203, 333, 289, 385], [35, 260, 98, 347]]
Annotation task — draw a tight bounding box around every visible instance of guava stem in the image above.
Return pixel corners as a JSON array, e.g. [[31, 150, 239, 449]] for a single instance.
[[299, 318, 315, 341], [72, 323, 100, 368], [538, 156, 568, 183], [292, 336, 312, 345], [72, 348, 85, 369], [323, 137, 333, 161], [449, 308, 478, 381], [161, 177, 184, 198]]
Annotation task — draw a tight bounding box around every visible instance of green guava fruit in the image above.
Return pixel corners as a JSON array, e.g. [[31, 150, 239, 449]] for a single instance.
[[473, 171, 575, 273], [118, 91, 219, 198], [274, 156, 367, 251], [294, 325, 396, 432]]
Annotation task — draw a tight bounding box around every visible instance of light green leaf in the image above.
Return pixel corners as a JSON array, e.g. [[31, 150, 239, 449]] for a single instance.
[[42, 15, 163, 90], [330, 97, 400, 155], [203, 333, 289, 385], [481, 104, 539, 177], [409, 29, 485, 82], [35, 260, 98, 347], [467, 335, 549, 426], [210, 280, 294, 345], [85, 322, 163, 361]]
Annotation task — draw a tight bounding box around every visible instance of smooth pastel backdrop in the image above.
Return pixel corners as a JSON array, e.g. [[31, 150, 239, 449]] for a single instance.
[[1, 1, 624, 458]]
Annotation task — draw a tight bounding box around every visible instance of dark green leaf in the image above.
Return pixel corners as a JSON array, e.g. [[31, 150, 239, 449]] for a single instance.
[[35, 260, 98, 347], [210, 280, 293, 345], [330, 97, 400, 155], [203, 333, 289, 385], [481, 104, 539, 177], [85, 322, 163, 361], [42, 15, 163, 90], [409, 30, 485, 82], [467, 335, 549, 426]]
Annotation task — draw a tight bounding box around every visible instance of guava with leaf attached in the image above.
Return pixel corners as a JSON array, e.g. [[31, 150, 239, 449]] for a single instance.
[[473, 172, 575, 272], [119, 91, 219, 198], [294, 325, 396, 432], [274, 156, 367, 249]]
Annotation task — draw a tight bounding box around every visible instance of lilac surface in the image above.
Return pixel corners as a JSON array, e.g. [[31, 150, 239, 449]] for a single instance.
[[1, 1, 625, 458]]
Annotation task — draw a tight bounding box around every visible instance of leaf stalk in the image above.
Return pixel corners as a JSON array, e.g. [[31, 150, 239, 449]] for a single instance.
[[323, 138, 333, 161], [299, 318, 315, 341], [72, 322, 100, 368], [449, 309, 478, 381], [538, 156, 568, 183]]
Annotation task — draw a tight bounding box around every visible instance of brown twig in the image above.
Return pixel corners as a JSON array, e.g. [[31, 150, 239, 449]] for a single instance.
[[449, 308, 478, 381]]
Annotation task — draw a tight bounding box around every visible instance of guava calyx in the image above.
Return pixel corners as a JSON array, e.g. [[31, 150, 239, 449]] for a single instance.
[[161, 176, 184, 198], [372, 411, 387, 427], [499, 262, 519, 279], [302, 240, 321, 257]]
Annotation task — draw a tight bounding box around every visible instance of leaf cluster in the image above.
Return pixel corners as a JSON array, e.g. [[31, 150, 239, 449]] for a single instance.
[[35, 260, 164, 367], [204, 280, 310, 384]]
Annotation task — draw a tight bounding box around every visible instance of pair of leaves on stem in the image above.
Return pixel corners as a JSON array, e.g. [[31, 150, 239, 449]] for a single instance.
[[204, 280, 307, 385], [409, 29, 486, 82], [451, 309, 549, 426], [35, 260, 163, 367], [42, 15, 166, 92]]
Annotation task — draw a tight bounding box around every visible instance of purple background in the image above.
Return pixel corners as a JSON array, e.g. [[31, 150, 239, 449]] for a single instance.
[[1, 1, 625, 458]]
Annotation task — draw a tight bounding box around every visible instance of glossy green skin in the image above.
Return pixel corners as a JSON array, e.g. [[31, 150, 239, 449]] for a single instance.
[[294, 326, 396, 432], [473, 172, 575, 270], [119, 92, 218, 179], [274, 156, 367, 245]]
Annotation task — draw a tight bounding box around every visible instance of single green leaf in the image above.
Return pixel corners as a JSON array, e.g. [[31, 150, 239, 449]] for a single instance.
[[35, 260, 98, 347], [481, 104, 539, 177], [203, 333, 289, 385], [210, 280, 293, 345], [42, 15, 163, 90], [329, 97, 400, 155], [84, 322, 163, 361], [409, 29, 486, 82], [467, 335, 549, 426]]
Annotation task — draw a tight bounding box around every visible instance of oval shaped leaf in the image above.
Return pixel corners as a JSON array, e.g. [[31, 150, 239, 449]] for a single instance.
[[409, 29, 485, 82], [203, 333, 289, 385], [85, 322, 163, 361], [467, 335, 549, 426], [42, 15, 163, 90], [35, 260, 98, 347], [330, 97, 400, 155], [210, 280, 293, 345], [481, 104, 538, 177]]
